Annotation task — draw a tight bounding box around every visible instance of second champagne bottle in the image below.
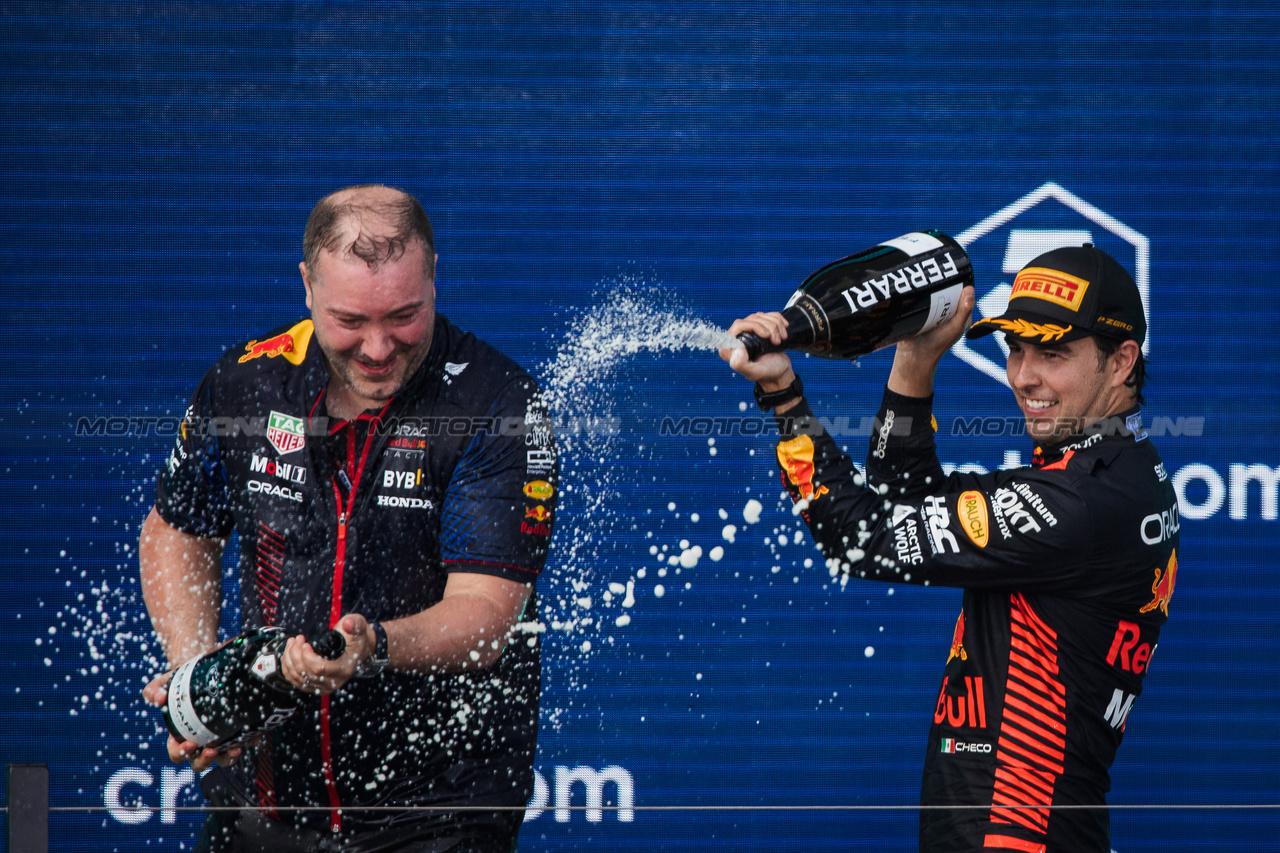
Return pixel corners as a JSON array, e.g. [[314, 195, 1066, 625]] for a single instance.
[[162, 627, 346, 750], [738, 230, 973, 362]]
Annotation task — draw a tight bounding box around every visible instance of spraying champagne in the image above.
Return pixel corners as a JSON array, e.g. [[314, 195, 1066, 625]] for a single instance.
[[162, 627, 345, 749], [738, 230, 973, 361]]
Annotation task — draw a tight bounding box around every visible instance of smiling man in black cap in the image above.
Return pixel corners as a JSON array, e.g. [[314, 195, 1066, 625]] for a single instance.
[[722, 244, 1180, 852], [965, 244, 1148, 447]]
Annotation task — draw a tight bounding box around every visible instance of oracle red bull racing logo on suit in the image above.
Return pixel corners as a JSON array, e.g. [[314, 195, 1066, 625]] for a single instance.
[[1106, 620, 1154, 675], [388, 436, 427, 458], [239, 332, 295, 363], [522, 517, 552, 537], [1140, 502, 1179, 545], [247, 479, 303, 502]]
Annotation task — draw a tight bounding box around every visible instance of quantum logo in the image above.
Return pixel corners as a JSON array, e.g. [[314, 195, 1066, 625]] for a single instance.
[[952, 183, 1151, 387]]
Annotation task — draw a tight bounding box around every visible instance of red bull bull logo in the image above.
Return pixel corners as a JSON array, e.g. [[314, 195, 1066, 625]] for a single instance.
[[525, 505, 553, 522], [776, 435, 829, 502], [1139, 549, 1177, 616], [239, 332, 294, 363], [237, 320, 313, 365]]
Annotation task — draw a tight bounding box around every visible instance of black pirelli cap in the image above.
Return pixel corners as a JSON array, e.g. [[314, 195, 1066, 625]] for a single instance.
[[965, 244, 1146, 346]]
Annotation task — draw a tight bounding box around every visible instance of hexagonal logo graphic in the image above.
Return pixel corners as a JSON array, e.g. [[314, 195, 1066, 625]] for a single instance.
[[952, 182, 1150, 386]]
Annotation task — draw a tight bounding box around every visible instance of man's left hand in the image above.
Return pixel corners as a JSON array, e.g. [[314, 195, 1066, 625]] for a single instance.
[[720, 312, 798, 396], [142, 669, 253, 771], [887, 285, 975, 397], [280, 614, 376, 694]]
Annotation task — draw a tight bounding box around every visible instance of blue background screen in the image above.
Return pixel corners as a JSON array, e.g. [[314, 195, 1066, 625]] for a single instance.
[[1, 3, 1276, 850]]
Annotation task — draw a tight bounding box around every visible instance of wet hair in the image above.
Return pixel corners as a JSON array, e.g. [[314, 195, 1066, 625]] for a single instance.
[[1094, 334, 1146, 406], [303, 184, 435, 278]]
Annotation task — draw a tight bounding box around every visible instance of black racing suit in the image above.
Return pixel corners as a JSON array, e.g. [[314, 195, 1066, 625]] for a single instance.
[[155, 314, 557, 847], [774, 388, 1179, 853]]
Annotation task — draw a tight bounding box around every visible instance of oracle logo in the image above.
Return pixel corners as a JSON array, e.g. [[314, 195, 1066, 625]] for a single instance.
[[1141, 503, 1180, 545]]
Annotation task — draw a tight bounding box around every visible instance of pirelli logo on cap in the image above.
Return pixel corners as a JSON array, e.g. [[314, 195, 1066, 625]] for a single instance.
[[1009, 267, 1090, 313]]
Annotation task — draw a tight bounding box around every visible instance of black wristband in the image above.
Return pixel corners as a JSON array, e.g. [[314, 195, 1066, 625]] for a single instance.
[[754, 375, 804, 411]]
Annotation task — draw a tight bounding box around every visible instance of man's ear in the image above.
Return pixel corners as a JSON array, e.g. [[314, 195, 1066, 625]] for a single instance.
[[299, 261, 314, 311], [1110, 339, 1141, 388]]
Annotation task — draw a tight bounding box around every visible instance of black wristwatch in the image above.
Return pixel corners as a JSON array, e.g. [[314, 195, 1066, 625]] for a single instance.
[[356, 621, 389, 678], [753, 375, 804, 411]]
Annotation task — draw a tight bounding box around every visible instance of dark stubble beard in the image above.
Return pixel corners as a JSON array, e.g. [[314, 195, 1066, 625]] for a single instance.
[[329, 337, 433, 413]]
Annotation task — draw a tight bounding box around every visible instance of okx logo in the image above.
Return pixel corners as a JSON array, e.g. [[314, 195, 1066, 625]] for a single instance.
[[952, 182, 1151, 386]]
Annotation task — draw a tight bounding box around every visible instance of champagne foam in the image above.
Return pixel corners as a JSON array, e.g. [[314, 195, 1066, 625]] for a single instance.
[[533, 282, 745, 727], [50, 281, 854, 765]]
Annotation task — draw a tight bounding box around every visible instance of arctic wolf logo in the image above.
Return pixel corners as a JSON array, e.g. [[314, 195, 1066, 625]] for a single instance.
[[953, 182, 1150, 386]]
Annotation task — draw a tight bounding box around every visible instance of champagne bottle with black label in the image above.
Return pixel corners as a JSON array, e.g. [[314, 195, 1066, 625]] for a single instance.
[[738, 230, 973, 361], [162, 627, 345, 749]]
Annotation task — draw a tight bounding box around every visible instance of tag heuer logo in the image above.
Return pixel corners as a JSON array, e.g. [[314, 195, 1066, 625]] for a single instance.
[[267, 411, 306, 455]]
